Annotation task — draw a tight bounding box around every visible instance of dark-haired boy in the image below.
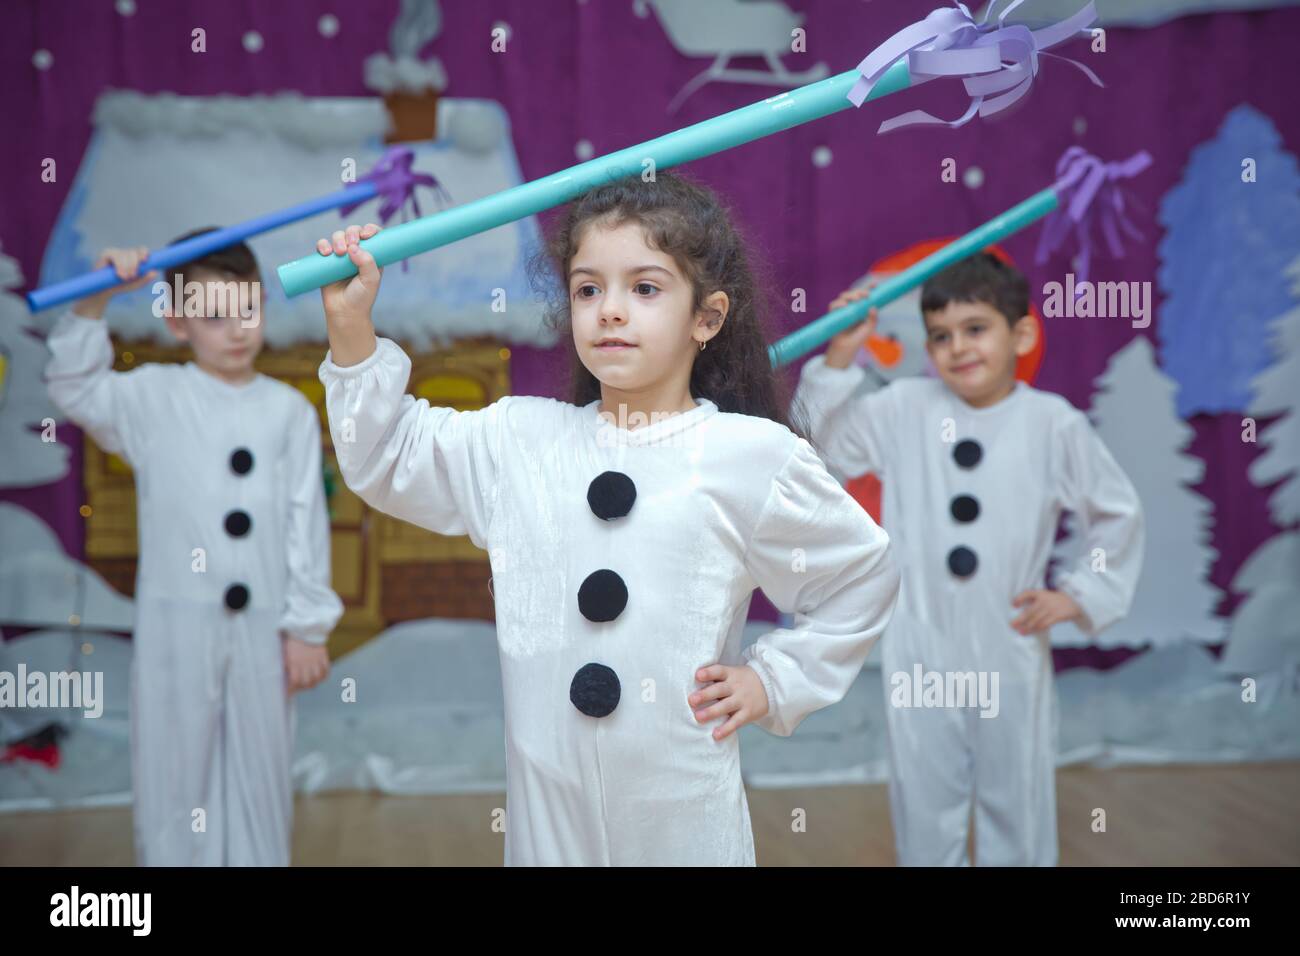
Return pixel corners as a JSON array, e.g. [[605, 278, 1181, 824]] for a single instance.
[[44, 231, 342, 865], [794, 252, 1144, 866]]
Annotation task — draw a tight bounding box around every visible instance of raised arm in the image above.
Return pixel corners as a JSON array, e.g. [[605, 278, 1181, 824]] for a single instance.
[[45, 310, 152, 460], [314, 222, 509, 547], [43, 247, 160, 460]]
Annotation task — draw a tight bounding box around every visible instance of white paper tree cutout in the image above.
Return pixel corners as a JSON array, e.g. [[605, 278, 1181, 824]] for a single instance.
[[1247, 255, 1300, 527], [0, 503, 134, 631], [1218, 531, 1300, 676], [0, 245, 70, 489], [1220, 258, 1300, 675], [1054, 336, 1224, 648]]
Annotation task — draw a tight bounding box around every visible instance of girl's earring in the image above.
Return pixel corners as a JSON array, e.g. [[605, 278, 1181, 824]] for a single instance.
[[698, 339, 706, 351]]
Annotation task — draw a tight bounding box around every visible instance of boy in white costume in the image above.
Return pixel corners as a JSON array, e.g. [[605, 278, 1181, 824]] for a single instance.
[[793, 254, 1144, 866], [44, 233, 342, 865]]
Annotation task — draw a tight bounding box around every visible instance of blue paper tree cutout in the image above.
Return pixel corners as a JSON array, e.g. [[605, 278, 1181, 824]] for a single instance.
[[1157, 104, 1300, 417]]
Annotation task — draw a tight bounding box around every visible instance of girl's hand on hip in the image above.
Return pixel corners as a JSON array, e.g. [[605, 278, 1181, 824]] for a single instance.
[[689, 663, 770, 741]]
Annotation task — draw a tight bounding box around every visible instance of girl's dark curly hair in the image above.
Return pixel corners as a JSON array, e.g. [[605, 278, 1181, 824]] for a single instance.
[[530, 170, 802, 438]]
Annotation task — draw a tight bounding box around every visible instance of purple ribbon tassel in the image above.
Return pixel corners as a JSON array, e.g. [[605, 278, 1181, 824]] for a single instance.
[[847, 0, 1102, 133], [340, 146, 451, 272], [1036, 145, 1153, 290]]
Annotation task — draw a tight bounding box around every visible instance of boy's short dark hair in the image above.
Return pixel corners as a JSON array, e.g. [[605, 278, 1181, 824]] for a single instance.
[[920, 252, 1029, 326], [167, 227, 261, 288]]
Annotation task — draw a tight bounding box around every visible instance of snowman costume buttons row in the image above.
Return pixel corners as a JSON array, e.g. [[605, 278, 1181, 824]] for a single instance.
[[948, 439, 982, 579], [570, 470, 638, 718], [225, 447, 254, 612]]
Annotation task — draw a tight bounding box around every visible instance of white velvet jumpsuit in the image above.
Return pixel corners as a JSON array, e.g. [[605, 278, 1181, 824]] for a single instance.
[[46, 311, 343, 865], [794, 355, 1143, 866], [319, 338, 901, 865]]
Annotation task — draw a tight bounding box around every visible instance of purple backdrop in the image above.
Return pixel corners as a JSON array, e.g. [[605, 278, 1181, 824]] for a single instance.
[[3, 1, 1296, 668]]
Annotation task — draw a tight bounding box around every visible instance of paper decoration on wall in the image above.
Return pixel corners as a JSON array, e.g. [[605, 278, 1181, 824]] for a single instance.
[[1053, 337, 1224, 648], [1224, 256, 1300, 676], [0, 245, 69, 488], [1157, 104, 1300, 417], [978, 0, 1300, 28], [443, 102, 506, 155], [0, 504, 134, 632], [636, 0, 829, 113], [364, 0, 448, 95], [1218, 532, 1300, 676], [1247, 254, 1300, 526], [93, 90, 389, 148], [293, 617, 507, 794]]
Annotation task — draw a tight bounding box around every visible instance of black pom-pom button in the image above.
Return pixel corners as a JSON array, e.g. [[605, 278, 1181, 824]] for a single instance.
[[953, 439, 982, 469], [230, 448, 254, 475], [224, 583, 250, 610], [224, 509, 252, 537], [577, 569, 628, 622], [587, 471, 637, 521], [947, 546, 978, 578], [950, 495, 980, 523], [570, 663, 621, 718]]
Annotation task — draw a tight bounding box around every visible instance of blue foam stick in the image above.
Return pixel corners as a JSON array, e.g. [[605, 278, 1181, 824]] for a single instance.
[[27, 182, 379, 313]]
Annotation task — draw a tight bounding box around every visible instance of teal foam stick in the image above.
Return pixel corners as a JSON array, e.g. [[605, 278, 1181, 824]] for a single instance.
[[768, 186, 1062, 368], [277, 61, 913, 297]]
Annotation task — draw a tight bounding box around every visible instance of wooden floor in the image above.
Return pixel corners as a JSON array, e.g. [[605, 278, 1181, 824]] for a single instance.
[[3, 763, 1297, 866]]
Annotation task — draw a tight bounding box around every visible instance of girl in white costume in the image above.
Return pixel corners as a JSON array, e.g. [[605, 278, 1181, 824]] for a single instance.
[[793, 255, 1144, 866], [314, 173, 900, 866], [45, 235, 342, 865]]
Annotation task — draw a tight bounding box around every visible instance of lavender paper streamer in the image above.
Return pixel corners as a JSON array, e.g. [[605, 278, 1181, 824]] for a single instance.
[[847, 1, 1102, 133], [340, 146, 451, 271], [1037, 145, 1153, 287]]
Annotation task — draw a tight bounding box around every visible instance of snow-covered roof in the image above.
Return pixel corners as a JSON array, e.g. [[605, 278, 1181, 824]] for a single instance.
[[34, 91, 560, 352]]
